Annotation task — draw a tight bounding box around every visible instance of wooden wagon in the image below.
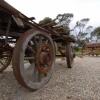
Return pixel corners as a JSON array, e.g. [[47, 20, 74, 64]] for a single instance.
[[0, 0, 75, 91]]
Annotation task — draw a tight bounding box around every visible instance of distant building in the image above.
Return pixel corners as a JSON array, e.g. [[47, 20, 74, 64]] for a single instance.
[[83, 43, 100, 56]]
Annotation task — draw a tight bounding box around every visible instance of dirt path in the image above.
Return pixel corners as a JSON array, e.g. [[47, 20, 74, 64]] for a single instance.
[[0, 57, 100, 100]]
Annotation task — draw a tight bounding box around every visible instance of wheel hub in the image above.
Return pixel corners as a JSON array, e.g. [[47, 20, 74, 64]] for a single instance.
[[36, 44, 52, 74]]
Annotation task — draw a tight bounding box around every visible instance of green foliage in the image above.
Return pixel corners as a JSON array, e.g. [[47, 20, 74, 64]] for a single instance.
[[55, 13, 73, 27], [80, 18, 90, 23], [74, 46, 80, 52], [38, 13, 73, 34], [75, 18, 90, 29], [39, 17, 53, 25], [54, 13, 73, 33], [86, 26, 93, 31], [92, 26, 100, 36]]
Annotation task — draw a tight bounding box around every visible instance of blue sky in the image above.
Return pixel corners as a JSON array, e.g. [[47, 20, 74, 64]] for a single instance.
[[6, 0, 100, 28]]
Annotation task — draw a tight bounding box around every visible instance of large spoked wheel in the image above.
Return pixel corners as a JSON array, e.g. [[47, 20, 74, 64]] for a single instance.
[[12, 29, 55, 91], [0, 48, 12, 73], [66, 43, 74, 68]]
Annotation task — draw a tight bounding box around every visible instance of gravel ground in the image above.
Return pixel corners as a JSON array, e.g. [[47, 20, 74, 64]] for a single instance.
[[0, 56, 100, 100]]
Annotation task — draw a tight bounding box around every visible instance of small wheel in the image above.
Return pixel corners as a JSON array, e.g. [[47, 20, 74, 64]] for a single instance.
[[0, 49, 12, 73], [66, 43, 74, 68], [12, 29, 55, 91]]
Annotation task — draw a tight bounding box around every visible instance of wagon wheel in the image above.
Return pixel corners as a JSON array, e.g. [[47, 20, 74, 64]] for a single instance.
[[12, 29, 55, 91], [0, 49, 12, 73], [66, 43, 74, 68]]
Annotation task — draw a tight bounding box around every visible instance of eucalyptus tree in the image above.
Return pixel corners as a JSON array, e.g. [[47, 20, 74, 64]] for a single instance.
[[74, 18, 90, 40], [73, 18, 91, 49], [55, 13, 73, 26], [91, 26, 100, 42], [85, 25, 93, 41], [39, 13, 74, 35]]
